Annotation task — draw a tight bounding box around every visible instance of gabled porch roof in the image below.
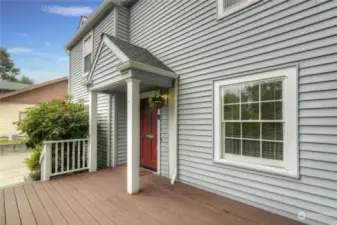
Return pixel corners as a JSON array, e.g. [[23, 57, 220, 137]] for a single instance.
[[88, 34, 176, 86]]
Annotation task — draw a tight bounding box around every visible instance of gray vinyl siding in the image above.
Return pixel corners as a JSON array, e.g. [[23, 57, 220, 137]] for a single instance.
[[90, 43, 122, 89], [116, 93, 127, 165], [69, 41, 87, 101], [117, 7, 130, 42], [97, 93, 110, 169], [110, 95, 116, 166], [130, 0, 337, 224], [93, 9, 115, 58], [160, 105, 169, 177]]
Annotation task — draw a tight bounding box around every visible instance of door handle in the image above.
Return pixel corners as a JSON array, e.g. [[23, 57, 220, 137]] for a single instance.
[[145, 134, 154, 139]]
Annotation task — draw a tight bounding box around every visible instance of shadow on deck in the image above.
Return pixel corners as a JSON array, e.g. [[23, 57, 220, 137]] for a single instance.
[[0, 168, 304, 225]]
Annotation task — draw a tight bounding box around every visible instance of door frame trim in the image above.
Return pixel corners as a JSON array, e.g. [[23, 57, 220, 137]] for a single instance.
[[140, 91, 160, 175]]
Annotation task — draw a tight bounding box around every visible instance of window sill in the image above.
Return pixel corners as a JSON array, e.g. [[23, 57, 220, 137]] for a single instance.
[[213, 158, 299, 179], [217, 0, 261, 20]]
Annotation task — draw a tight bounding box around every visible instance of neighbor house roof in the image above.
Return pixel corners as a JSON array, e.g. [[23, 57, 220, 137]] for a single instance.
[[106, 35, 172, 72], [0, 77, 68, 101], [0, 81, 31, 91]]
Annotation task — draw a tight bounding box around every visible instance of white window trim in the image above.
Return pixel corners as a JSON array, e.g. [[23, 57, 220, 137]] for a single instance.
[[82, 30, 93, 77], [217, 0, 260, 20], [213, 66, 299, 178]]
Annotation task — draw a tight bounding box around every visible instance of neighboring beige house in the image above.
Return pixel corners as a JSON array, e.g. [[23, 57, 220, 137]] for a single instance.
[[0, 77, 68, 138]]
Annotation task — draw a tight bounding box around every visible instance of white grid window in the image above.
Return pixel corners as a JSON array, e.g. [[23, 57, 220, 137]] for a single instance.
[[213, 67, 299, 178], [217, 0, 260, 19], [83, 33, 93, 76]]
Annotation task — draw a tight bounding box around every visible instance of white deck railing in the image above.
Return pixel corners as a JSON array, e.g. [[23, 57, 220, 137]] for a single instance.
[[40, 139, 89, 181]]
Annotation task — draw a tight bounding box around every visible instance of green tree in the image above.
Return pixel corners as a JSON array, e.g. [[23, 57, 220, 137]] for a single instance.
[[0, 48, 34, 84], [0, 48, 21, 81], [20, 75, 34, 84]]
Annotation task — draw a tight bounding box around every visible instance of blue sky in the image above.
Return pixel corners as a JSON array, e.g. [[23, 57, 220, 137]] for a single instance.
[[0, 0, 101, 83]]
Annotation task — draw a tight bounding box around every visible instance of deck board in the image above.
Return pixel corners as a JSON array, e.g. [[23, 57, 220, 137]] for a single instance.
[[0, 168, 304, 225], [13, 186, 36, 225], [0, 189, 6, 225], [4, 187, 21, 225]]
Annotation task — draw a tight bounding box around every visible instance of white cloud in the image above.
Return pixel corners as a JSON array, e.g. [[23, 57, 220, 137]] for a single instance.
[[21, 69, 66, 83], [16, 32, 30, 38], [42, 5, 94, 17], [8, 48, 33, 54], [45, 42, 51, 47], [58, 57, 68, 61]]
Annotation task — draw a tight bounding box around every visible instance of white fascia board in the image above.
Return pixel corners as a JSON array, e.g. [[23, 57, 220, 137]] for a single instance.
[[102, 35, 129, 62], [118, 60, 177, 79], [64, 0, 119, 50]]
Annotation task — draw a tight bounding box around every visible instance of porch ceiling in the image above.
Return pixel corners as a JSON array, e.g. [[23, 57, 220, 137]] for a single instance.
[[0, 168, 304, 225]]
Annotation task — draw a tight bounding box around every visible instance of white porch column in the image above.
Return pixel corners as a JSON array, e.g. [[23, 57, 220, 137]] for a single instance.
[[89, 91, 98, 172], [126, 78, 141, 194]]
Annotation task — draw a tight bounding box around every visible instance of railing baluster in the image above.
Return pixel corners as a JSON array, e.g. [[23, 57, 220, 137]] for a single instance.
[[77, 141, 80, 169], [82, 140, 85, 168], [55, 143, 58, 174], [72, 141, 75, 170], [67, 141, 70, 171], [61, 142, 64, 172]]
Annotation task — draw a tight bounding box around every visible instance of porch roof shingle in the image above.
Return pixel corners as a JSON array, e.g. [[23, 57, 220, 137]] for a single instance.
[[105, 34, 172, 72]]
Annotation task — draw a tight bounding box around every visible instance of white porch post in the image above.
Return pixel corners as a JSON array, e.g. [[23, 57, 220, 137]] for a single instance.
[[126, 78, 141, 194], [89, 91, 98, 172]]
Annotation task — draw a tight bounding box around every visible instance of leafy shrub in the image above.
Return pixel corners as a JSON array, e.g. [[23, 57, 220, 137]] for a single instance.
[[24, 145, 41, 173], [15, 97, 89, 174], [15, 98, 89, 149]]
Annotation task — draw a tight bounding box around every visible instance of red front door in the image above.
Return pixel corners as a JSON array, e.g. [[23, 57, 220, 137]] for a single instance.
[[140, 98, 158, 170]]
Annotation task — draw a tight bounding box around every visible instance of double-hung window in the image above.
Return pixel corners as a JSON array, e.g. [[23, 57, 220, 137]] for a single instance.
[[83, 33, 93, 76], [213, 67, 299, 177], [217, 0, 260, 19]]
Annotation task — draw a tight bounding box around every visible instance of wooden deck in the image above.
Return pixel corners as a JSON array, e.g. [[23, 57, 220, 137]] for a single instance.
[[0, 168, 303, 225]]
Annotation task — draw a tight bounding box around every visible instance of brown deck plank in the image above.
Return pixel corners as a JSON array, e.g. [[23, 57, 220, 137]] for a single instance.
[[93, 170, 212, 225], [3, 187, 21, 225], [0, 189, 6, 225], [23, 183, 52, 225], [57, 177, 116, 225], [63, 176, 131, 225], [42, 181, 84, 225], [13, 186, 37, 225], [32, 183, 67, 225]]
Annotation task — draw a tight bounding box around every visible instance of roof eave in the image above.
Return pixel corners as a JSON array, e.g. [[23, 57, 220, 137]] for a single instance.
[[64, 0, 119, 50]]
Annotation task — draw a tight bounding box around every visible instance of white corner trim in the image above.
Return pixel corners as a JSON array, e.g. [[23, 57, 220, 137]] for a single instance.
[[168, 78, 178, 179], [103, 35, 129, 62], [157, 109, 161, 175], [217, 0, 260, 20], [118, 60, 177, 78], [213, 66, 299, 178], [114, 7, 119, 38]]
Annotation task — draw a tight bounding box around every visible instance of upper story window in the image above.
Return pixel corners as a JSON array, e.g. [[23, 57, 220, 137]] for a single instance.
[[213, 67, 299, 178], [83, 32, 93, 76], [217, 0, 260, 19]]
